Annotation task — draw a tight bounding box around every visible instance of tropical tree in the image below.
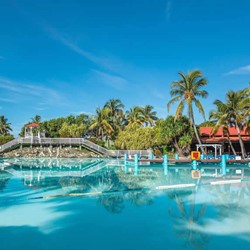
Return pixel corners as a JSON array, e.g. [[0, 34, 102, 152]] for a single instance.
[[59, 122, 86, 138], [31, 115, 41, 124], [213, 89, 250, 158], [0, 116, 12, 135], [89, 107, 114, 144], [167, 70, 208, 147], [155, 116, 194, 156], [141, 105, 158, 126], [125, 106, 144, 127], [104, 99, 125, 138], [0, 134, 14, 145], [65, 115, 76, 125], [104, 98, 124, 118], [209, 101, 237, 155], [75, 113, 89, 125], [115, 124, 156, 150]]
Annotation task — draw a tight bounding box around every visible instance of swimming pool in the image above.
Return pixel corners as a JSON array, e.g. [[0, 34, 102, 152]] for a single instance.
[[0, 158, 249, 250]]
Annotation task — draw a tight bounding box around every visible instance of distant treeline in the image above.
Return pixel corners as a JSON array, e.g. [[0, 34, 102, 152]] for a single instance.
[[1, 70, 249, 157]]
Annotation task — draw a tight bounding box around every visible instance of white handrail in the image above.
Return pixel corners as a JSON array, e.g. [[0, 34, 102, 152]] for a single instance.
[[0, 137, 152, 157]]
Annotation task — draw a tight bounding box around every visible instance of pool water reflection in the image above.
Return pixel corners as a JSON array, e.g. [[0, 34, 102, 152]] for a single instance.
[[0, 158, 249, 250]]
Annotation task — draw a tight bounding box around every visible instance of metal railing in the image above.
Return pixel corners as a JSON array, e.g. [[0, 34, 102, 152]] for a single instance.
[[0, 137, 152, 157], [0, 138, 19, 152]]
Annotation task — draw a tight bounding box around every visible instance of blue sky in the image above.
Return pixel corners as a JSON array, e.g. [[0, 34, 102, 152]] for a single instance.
[[0, 0, 250, 136]]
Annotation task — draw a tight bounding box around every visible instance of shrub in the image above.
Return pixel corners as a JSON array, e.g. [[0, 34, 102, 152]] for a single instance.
[[0, 135, 14, 145]]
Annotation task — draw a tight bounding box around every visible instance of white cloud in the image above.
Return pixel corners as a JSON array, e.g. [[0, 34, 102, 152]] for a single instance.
[[33, 107, 49, 111], [0, 97, 17, 103], [72, 110, 93, 116], [44, 26, 120, 72], [152, 90, 165, 99], [91, 70, 128, 90], [225, 65, 250, 75], [0, 77, 67, 106]]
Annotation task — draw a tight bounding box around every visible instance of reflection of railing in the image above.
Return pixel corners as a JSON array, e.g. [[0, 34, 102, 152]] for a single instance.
[[81, 162, 107, 176], [0, 137, 152, 157], [4, 159, 113, 178]]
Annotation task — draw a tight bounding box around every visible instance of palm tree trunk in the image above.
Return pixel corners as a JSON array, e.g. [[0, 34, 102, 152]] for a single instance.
[[173, 138, 184, 156], [235, 123, 246, 159], [191, 114, 205, 154], [225, 131, 237, 155]]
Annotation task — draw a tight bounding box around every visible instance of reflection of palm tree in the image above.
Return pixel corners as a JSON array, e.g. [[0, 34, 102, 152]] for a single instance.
[[98, 193, 125, 214], [207, 183, 250, 219], [0, 172, 11, 191], [59, 177, 87, 192], [168, 190, 209, 250], [126, 191, 153, 206]]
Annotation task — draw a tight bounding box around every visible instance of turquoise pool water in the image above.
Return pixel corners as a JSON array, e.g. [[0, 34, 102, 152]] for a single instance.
[[0, 158, 250, 250]]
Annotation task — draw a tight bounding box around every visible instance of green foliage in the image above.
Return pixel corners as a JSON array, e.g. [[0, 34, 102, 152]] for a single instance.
[[0, 134, 14, 145], [115, 125, 156, 150], [89, 138, 105, 147], [209, 88, 250, 158], [59, 123, 86, 138], [31, 115, 41, 124], [142, 105, 158, 126], [0, 116, 12, 135], [40, 117, 67, 137], [89, 107, 114, 140], [199, 121, 215, 127], [20, 113, 90, 138], [167, 70, 208, 146], [155, 116, 194, 155]]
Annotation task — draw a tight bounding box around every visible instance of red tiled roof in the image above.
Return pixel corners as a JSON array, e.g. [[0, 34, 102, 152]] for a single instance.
[[25, 123, 39, 127], [200, 126, 249, 137], [200, 127, 223, 137]]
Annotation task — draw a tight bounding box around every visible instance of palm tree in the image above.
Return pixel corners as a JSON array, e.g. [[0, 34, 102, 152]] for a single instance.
[[125, 106, 144, 127], [89, 107, 114, 143], [141, 105, 158, 126], [0, 116, 12, 135], [243, 85, 250, 132], [104, 99, 124, 118], [209, 101, 237, 155], [31, 115, 41, 124], [104, 99, 125, 137], [214, 89, 249, 158], [167, 70, 208, 147]]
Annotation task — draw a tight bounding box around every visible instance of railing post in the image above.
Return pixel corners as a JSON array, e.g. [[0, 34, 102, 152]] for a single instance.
[[124, 154, 128, 173], [221, 154, 227, 175], [134, 154, 139, 175], [192, 160, 197, 170], [149, 153, 154, 159], [163, 154, 168, 175]]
